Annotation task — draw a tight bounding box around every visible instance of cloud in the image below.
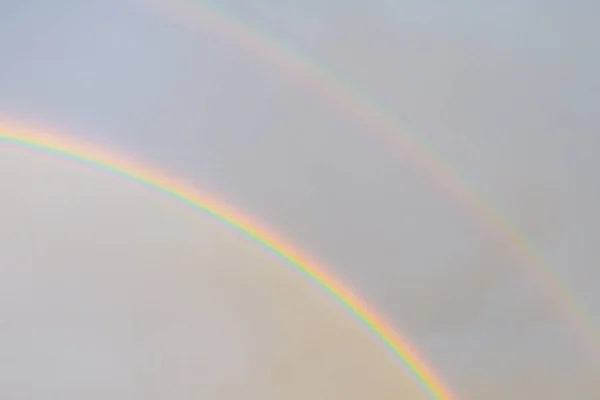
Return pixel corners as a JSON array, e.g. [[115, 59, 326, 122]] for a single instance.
[[0, 142, 429, 398]]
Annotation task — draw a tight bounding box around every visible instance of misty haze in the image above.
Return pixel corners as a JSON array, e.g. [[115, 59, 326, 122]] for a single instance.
[[1, 0, 599, 399]]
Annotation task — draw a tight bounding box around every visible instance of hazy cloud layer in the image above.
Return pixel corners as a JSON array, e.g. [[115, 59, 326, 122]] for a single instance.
[[1, 0, 599, 398], [0, 146, 428, 398]]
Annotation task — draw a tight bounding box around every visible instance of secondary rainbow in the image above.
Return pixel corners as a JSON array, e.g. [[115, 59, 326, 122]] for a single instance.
[[0, 122, 456, 400], [145, 0, 600, 352]]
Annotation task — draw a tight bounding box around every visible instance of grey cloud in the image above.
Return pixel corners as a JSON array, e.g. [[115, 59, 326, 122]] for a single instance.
[[0, 146, 427, 398]]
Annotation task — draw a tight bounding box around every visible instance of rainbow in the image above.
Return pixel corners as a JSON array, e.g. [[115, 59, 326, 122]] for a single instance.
[[0, 122, 456, 400], [146, 0, 599, 354]]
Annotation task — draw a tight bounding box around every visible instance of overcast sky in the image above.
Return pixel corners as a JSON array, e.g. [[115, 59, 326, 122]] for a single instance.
[[0, 0, 599, 398]]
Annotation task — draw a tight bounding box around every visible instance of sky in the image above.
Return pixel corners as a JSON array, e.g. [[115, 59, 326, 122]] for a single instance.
[[0, 0, 599, 398]]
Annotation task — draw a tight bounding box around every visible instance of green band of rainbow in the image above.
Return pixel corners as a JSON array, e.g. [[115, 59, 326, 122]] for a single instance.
[[0, 123, 456, 400]]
